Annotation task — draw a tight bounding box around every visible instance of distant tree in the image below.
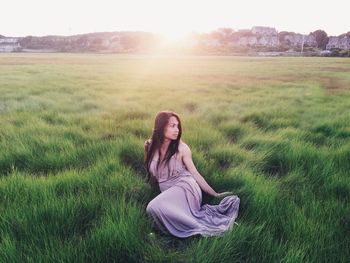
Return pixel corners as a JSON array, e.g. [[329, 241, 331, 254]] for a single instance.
[[215, 28, 235, 45], [76, 35, 89, 48], [209, 30, 222, 39], [218, 28, 234, 36], [339, 31, 350, 38], [339, 49, 350, 57], [233, 30, 254, 38], [89, 37, 103, 51], [120, 34, 140, 51], [278, 31, 295, 43], [312, 30, 329, 49]]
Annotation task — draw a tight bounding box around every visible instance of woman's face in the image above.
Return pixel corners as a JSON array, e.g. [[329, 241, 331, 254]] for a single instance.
[[164, 116, 179, 141]]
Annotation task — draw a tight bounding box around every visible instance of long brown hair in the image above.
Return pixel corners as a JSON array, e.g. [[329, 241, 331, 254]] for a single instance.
[[144, 111, 182, 183]]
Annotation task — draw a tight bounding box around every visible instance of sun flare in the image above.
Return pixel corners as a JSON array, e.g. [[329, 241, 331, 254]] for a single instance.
[[158, 29, 192, 44]]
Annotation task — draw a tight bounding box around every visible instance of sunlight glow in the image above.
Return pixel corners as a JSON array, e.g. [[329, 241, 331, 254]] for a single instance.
[[161, 31, 188, 43], [158, 30, 192, 44]]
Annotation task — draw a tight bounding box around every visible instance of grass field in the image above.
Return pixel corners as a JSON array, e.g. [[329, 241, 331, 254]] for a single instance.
[[0, 53, 349, 263]]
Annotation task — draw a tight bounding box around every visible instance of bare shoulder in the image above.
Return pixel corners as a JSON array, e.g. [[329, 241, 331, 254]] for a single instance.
[[178, 141, 191, 157], [178, 141, 196, 170]]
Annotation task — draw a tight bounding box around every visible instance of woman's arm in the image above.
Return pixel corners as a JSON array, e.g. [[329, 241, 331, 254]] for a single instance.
[[181, 143, 219, 197]]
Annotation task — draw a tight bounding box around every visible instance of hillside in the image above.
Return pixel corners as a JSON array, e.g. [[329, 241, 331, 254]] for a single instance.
[[1, 27, 349, 56]]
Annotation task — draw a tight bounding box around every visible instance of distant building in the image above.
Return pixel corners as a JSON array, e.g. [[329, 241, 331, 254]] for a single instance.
[[238, 36, 258, 46], [303, 35, 317, 47], [282, 34, 304, 46], [258, 36, 279, 46], [0, 38, 21, 52], [252, 26, 277, 36], [235, 35, 279, 47], [326, 36, 350, 49], [279, 33, 317, 47]]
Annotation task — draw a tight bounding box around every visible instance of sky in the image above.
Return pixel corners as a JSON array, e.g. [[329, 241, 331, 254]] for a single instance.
[[1, 0, 349, 38]]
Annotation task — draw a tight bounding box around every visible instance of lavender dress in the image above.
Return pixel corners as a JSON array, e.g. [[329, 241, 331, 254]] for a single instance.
[[146, 153, 240, 238]]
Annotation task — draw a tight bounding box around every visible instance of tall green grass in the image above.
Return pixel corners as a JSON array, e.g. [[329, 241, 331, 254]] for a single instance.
[[0, 54, 349, 262]]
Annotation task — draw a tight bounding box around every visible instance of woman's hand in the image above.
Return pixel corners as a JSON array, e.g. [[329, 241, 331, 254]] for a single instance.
[[215, 191, 234, 199], [144, 139, 151, 150]]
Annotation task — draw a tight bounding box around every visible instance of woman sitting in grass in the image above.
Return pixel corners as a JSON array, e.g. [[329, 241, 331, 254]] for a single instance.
[[144, 110, 240, 238]]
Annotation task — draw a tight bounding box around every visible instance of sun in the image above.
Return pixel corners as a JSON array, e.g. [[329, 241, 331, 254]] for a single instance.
[[158, 29, 191, 44], [162, 31, 186, 42]]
